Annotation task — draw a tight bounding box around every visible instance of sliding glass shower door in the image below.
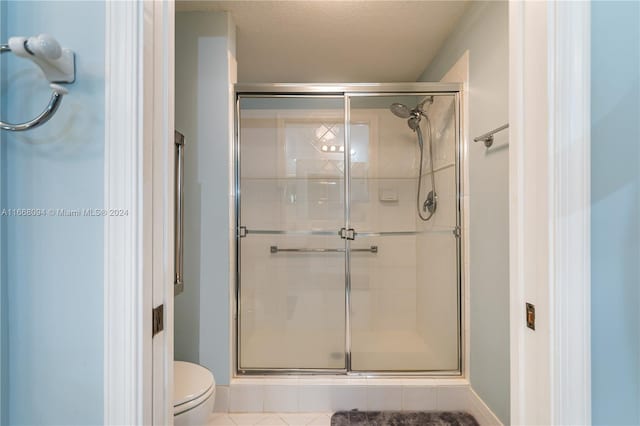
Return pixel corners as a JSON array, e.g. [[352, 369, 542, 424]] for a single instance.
[[237, 96, 347, 371], [347, 94, 460, 372], [236, 85, 461, 375]]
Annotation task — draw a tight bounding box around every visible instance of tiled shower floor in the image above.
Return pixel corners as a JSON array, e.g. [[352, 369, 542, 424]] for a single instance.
[[208, 412, 332, 426]]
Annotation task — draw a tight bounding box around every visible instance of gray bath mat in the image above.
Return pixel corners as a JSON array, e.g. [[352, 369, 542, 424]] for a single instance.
[[330, 410, 479, 426]]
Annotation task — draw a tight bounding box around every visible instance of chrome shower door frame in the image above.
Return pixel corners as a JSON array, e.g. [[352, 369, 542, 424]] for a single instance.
[[234, 83, 464, 378]]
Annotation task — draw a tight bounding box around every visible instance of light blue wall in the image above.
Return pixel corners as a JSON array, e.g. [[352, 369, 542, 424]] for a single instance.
[[0, 1, 104, 424], [420, 2, 510, 423], [591, 2, 640, 424], [0, 2, 7, 423], [175, 11, 236, 385]]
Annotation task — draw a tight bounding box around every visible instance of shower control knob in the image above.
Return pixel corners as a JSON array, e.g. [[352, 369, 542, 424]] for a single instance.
[[423, 190, 437, 214]]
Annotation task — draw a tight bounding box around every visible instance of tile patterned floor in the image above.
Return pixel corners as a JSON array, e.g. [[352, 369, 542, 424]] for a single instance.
[[208, 412, 332, 426]]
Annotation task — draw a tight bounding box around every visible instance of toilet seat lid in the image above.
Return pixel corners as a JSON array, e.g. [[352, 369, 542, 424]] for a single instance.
[[174, 361, 215, 407]]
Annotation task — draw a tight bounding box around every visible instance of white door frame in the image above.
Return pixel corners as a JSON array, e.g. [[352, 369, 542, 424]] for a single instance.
[[102, 0, 592, 425], [103, 0, 175, 424], [509, 1, 591, 425]]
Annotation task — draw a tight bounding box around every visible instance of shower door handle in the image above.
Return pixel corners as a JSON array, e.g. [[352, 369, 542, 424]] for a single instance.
[[174, 130, 185, 296], [339, 227, 356, 240]]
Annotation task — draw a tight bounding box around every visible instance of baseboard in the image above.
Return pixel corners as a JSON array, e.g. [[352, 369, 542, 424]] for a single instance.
[[467, 387, 503, 426]]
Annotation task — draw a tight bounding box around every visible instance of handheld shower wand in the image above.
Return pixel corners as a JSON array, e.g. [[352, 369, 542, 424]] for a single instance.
[[389, 98, 437, 221]]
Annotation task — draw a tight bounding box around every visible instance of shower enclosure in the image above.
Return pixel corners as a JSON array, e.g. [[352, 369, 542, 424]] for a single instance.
[[235, 83, 462, 375]]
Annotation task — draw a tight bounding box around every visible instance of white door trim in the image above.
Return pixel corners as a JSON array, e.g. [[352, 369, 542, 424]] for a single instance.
[[149, 0, 176, 423], [509, 1, 591, 424], [104, 1, 148, 423], [548, 2, 591, 424], [104, 0, 174, 424]]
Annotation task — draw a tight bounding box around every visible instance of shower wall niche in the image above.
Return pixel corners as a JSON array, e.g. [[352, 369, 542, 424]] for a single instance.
[[235, 84, 462, 375]]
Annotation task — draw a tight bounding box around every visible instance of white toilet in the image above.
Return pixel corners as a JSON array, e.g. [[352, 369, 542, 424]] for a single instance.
[[174, 361, 216, 426]]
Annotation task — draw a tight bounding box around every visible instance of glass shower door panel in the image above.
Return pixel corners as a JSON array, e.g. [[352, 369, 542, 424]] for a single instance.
[[348, 94, 460, 372], [350, 233, 459, 371], [238, 96, 346, 370], [239, 234, 346, 369]]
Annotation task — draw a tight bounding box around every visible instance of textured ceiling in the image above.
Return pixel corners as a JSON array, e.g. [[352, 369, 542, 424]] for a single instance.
[[177, 0, 470, 83]]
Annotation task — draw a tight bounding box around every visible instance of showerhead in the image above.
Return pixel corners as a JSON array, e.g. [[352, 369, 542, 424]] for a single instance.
[[390, 103, 412, 119], [390, 101, 430, 133]]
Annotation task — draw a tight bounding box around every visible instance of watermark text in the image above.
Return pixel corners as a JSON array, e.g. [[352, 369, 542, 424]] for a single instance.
[[1, 208, 130, 217]]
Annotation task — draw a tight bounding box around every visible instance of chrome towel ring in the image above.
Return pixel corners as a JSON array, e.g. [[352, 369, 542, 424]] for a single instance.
[[0, 34, 75, 132]]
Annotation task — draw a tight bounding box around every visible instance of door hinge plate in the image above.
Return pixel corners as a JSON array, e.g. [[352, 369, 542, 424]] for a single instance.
[[526, 302, 535, 330], [153, 304, 164, 336]]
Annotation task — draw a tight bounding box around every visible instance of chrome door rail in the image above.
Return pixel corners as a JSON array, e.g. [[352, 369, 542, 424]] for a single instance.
[[270, 245, 378, 254], [241, 228, 337, 236], [235, 82, 462, 94], [241, 227, 458, 237], [237, 368, 461, 376], [356, 228, 457, 237]]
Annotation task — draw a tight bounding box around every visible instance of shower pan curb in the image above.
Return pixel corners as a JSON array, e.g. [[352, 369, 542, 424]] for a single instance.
[[217, 379, 502, 425]]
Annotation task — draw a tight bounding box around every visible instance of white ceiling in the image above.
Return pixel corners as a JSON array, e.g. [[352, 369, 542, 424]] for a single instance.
[[177, 1, 470, 83]]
